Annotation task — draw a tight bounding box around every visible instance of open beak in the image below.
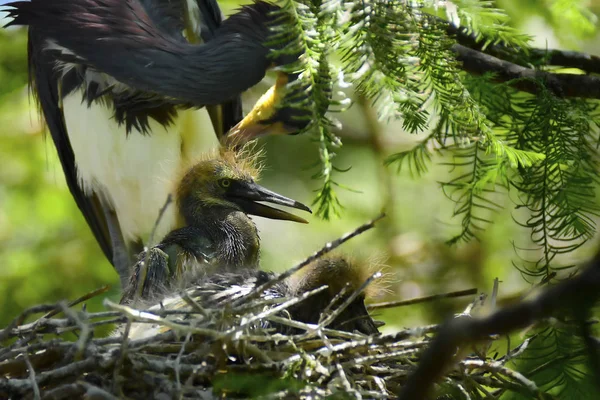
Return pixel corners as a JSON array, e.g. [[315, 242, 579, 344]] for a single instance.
[[226, 120, 289, 146], [228, 181, 312, 223], [222, 74, 297, 146]]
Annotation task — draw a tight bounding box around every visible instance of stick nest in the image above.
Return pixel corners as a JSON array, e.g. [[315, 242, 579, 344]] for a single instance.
[[0, 218, 538, 399], [0, 283, 539, 399]]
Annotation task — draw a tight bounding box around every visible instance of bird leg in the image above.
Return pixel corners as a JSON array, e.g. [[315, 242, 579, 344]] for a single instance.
[[100, 204, 132, 289]]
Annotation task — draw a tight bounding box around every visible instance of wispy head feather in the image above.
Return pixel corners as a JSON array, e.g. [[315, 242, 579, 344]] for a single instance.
[[218, 141, 264, 180]]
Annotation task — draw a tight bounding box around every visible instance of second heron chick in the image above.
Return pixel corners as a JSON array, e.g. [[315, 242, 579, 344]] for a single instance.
[[124, 254, 384, 339], [285, 255, 385, 335], [121, 150, 311, 302]]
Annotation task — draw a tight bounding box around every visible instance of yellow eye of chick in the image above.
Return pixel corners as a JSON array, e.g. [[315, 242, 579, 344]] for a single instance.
[[220, 179, 231, 188]]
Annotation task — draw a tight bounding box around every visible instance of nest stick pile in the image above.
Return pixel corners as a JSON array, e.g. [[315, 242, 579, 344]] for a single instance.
[[0, 218, 540, 399]]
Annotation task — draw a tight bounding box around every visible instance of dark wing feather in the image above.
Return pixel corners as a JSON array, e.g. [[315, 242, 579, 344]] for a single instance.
[[121, 226, 216, 303], [3, 0, 273, 106], [196, 0, 243, 137], [27, 28, 114, 263], [139, 0, 187, 39]]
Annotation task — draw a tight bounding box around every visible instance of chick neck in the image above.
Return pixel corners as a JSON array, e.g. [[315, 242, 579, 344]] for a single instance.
[[178, 199, 260, 269]]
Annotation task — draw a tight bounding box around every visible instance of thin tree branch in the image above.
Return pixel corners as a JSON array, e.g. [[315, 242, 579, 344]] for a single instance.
[[453, 44, 600, 99], [368, 288, 478, 310], [428, 15, 600, 98], [445, 22, 600, 74]]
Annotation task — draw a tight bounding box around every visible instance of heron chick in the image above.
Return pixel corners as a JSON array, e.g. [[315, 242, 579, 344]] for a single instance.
[[285, 255, 384, 335], [121, 149, 311, 303], [125, 255, 383, 340]]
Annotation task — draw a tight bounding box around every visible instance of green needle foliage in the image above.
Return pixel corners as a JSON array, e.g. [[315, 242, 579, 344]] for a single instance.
[[271, 1, 600, 398], [503, 324, 596, 400], [275, 0, 543, 220], [273, 0, 598, 275]]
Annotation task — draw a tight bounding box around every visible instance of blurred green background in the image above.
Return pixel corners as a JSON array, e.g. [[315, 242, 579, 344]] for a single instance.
[[1, 0, 599, 336]]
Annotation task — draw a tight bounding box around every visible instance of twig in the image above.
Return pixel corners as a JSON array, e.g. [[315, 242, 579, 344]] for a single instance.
[[180, 292, 209, 318], [453, 44, 600, 99], [147, 194, 173, 250], [461, 359, 538, 394], [24, 353, 41, 400], [103, 299, 223, 338], [58, 302, 91, 358], [42, 286, 110, 319], [500, 336, 534, 364], [174, 330, 192, 396], [112, 319, 131, 395], [0, 304, 59, 342], [79, 381, 119, 400], [225, 286, 329, 336], [319, 272, 382, 329], [231, 214, 385, 307], [368, 288, 478, 310], [1, 358, 100, 393], [444, 19, 600, 75], [352, 348, 421, 365], [40, 383, 84, 399]]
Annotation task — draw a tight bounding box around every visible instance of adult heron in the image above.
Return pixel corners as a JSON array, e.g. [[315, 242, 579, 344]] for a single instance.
[[4, 0, 307, 287]]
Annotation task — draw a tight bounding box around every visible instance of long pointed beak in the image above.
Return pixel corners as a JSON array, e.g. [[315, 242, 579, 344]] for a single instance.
[[228, 182, 312, 223]]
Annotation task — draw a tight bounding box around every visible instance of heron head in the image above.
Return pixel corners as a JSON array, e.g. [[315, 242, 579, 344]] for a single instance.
[[225, 72, 311, 145], [176, 151, 311, 224]]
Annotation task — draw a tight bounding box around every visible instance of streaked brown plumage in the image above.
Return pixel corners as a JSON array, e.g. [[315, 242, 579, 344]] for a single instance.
[[285, 255, 383, 335]]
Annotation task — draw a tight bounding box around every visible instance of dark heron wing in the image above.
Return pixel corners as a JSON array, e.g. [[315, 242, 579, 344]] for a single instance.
[[121, 226, 217, 303], [4, 0, 276, 107], [193, 0, 243, 137]]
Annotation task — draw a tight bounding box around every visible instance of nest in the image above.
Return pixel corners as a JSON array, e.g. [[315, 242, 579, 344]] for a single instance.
[[0, 218, 540, 399]]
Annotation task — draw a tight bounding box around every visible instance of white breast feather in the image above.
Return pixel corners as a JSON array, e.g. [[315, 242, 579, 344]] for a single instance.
[[62, 92, 219, 244], [185, 0, 203, 39]]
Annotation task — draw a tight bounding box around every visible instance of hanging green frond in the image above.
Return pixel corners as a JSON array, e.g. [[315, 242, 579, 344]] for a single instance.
[[509, 87, 600, 280], [503, 324, 595, 400], [445, 0, 532, 49], [267, 1, 599, 258], [441, 143, 509, 244], [384, 134, 438, 177], [340, 1, 427, 129], [272, 0, 345, 219]]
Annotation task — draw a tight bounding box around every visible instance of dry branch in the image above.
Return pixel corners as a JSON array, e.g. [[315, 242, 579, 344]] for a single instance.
[[442, 17, 600, 99]]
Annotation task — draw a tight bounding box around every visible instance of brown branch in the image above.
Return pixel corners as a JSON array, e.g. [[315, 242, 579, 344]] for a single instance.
[[443, 17, 600, 75], [23, 353, 40, 400], [432, 15, 600, 98], [453, 44, 600, 99], [42, 286, 110, 319], [368, 288, 478, 310], [398, 248, 600, 399], [528, 49, 600, 74]]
